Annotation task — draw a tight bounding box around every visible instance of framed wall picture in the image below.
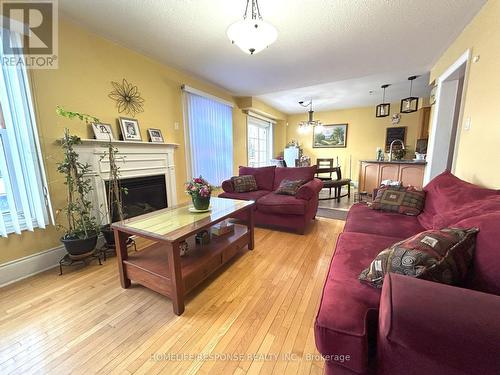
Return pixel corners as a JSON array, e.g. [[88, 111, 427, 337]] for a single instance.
[[148, 128, 164, 143], [119, 117, 142, 141], [92, 123, 114, 140], [385, 126, 407, 151], [312, 124, 348, 148]]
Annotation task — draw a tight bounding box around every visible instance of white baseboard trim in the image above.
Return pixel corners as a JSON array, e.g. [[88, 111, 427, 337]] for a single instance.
[[0, 245, 67, 288]]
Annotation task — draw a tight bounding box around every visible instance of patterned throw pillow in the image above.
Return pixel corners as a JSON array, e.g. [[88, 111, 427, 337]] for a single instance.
[[359, 227, 479, 288], [231, 175, 258, 193], [369, 186, 426, 216], [275, 179, 304, 196]]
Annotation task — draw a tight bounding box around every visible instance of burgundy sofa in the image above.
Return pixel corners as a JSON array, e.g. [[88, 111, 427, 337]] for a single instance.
[[219, 165, 323, 234], [315, 171, 500, 374]]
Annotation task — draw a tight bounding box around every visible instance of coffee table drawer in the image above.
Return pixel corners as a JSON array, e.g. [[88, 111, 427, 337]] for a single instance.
[[183, 255, 222, 292]]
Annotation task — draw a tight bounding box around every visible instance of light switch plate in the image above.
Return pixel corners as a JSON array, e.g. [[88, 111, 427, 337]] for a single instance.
[[174, 122, 179, 130]]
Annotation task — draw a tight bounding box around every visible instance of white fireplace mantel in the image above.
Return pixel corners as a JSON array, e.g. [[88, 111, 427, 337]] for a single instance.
[[75, 139, 179, 224]]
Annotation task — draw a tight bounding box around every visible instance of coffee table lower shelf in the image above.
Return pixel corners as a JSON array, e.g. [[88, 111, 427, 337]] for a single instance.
[[122, 224, 249, 305]]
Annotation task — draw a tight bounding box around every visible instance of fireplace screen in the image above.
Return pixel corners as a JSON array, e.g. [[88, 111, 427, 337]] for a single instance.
[[106, 175, 167, 222]]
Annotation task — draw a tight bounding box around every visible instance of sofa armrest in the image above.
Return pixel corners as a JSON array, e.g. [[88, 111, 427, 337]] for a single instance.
[[221, 179, 234, 193], [378, 273, 500, 375], [296, 178, 324, 200]]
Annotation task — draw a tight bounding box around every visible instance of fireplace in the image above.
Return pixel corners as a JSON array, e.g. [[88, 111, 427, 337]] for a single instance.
[[106, 175, 167, 222]]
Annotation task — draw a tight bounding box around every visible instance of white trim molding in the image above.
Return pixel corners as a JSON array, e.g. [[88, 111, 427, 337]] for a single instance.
[[0, 244, 67, 287]]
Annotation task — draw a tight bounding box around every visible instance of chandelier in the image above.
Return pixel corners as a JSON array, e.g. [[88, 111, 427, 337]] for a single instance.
[[298, 101, 322, 133], [227, 0, 278, 55]]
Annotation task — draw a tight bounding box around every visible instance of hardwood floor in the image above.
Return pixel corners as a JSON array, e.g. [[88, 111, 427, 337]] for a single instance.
[[0, 218, 344, 374]]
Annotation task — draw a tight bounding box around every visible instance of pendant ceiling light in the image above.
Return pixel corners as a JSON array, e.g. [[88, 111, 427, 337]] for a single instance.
[[401, 75, 419, 113], [227, 0, 278, 55], [298, 100, 322, 133], [376, 84, 391, 118]]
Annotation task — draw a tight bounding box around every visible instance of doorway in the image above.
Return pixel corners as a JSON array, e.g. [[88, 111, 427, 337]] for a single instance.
[[424, 50, 470, 184]]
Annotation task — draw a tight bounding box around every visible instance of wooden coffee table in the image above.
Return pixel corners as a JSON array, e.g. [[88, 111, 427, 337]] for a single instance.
[[112, 197, 255, 315]]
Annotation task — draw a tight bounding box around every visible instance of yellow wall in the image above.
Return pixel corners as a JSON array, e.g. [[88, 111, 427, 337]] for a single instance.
[[430, 0, 499, 187], [0, 19, 284, 265], [286, 102, 425, 182]]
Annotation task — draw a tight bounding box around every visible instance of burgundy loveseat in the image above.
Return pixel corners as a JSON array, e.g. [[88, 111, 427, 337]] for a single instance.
[[315, 171, 500, 375], [219, 165, 323, 234]]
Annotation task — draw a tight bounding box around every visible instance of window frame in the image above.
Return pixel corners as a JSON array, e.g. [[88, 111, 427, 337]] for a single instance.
[[247, 114, 274, 168]]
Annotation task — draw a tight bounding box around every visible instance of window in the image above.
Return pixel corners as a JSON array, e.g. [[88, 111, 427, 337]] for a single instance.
[[183, 86, 233, 185], [247, 114, 273, 167], [0, 28, 52, 236]]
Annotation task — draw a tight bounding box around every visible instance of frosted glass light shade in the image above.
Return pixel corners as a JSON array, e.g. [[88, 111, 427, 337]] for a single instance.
[[227, 19, 277, 55]]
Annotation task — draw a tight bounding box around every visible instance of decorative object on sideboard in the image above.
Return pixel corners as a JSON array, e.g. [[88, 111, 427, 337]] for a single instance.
[[186, 176, 212, 211], [55, 107, 100, 260], [147, 128, 164, 143], [298, 100, 322, 133], [119, 117, 142, 141], [313, 123, 348, 148], [92, 123, 114, 140], [227, 0, 277, 55], [376, 84, 391, 118], [400, 75, 419, 113], [108, 78, 144, 117], [391, 113, 401, 125]]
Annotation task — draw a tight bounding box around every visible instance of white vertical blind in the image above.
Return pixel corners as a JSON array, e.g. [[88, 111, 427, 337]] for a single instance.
[[183, 91, 233, 185], [0, 28, 52, 237]]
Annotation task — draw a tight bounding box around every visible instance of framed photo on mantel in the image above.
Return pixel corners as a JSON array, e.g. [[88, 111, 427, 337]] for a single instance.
[[119, 117, 142, 141], [313, 124, 348, 148]]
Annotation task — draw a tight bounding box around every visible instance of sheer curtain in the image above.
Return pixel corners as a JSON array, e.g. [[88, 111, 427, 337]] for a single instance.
[[184, 89, 233, 185], [0, 28, 52, 236]]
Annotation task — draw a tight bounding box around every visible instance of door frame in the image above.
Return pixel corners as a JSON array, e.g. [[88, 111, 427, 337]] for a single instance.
[[424, 49, 471, 184]]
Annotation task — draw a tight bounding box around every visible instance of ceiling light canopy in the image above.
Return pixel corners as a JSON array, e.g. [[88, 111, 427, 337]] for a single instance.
[[227, 0, 278, 55]]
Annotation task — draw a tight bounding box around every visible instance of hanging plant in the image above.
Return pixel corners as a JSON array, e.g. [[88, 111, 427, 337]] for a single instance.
[[108, 78, 144, 117]]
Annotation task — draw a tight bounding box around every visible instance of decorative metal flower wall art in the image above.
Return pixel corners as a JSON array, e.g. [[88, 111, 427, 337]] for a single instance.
[[108, 79, 144, 117]]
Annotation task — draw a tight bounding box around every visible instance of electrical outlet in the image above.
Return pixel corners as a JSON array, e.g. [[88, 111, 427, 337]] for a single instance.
[[464, 117, 471, 131], [174, 122, 179, 130]]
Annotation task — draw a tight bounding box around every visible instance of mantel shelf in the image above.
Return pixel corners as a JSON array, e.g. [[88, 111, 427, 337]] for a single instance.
[[78, 138, 179, 148]]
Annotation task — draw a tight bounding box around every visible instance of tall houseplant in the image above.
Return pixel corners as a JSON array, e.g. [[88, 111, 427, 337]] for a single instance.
[[56, 107, 100, 258], [100, 137, 127, 245]]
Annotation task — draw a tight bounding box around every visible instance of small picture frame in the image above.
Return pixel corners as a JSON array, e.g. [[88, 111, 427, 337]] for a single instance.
[[147, 128, 164, 143], [91, 123, 114, 141], [119, 117, 142, 141]]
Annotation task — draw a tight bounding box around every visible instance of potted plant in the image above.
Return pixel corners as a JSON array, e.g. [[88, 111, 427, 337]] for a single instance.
[[100, 139, 127, 245], [185, 176, 212, 210]]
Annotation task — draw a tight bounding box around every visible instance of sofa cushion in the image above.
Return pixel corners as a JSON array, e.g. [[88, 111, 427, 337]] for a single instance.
[[455, 213, 500, 295], [432, 196, 500, 229], [218, 190, 270, 202], [370, 186, 426, 216], [275, 179, 304, 195], [418, 171, 499, 229], [256, 193, 307, 215], [273, 166, 317, 190], [344, 203, 425, 239], [315, 232, 402, 374], [359, 228, 479, 289], [238, 166, 275, 191], [231, 175, 258, 193]]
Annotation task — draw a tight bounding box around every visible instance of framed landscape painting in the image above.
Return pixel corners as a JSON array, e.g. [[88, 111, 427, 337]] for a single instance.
[[313, 124, 348, 148]]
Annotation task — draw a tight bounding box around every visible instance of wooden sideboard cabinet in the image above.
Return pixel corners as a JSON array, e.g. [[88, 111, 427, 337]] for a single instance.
[[358, 161, 426, 194]]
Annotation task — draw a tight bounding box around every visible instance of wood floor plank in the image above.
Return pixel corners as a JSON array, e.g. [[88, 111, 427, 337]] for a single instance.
[[0, 218, 343, 375]]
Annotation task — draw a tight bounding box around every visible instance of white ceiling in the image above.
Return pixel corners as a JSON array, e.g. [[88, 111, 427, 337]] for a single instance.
[[59, 0, 486, 113]]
